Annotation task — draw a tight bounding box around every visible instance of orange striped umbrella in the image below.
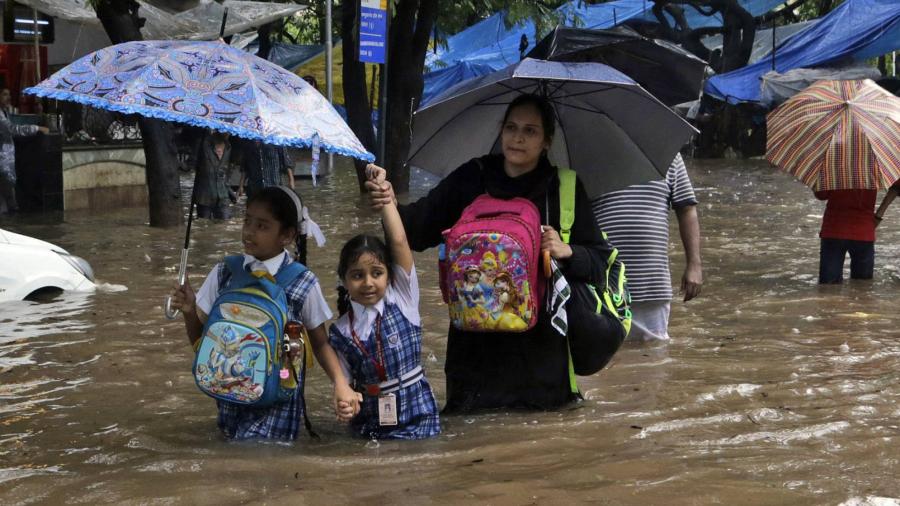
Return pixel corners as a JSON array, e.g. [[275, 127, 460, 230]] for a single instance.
[[766, 79, 900, 191]]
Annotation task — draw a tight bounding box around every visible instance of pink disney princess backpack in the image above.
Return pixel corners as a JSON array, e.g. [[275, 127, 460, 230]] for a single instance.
[[439, 194, 544, 332]]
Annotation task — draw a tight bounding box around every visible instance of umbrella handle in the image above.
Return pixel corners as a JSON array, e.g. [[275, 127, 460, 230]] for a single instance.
[[543, 250, 552, 279], [164, 248, 190, 320]]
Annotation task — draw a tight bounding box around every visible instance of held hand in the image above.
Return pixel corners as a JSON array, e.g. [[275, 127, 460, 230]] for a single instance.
[[365, 179, 396, 212], [681, 262, 703, 302], [334, 382, 361, 422], [365, 163, 387, 184], [170, 279, 197, 315], [540, 226, 573, 260]]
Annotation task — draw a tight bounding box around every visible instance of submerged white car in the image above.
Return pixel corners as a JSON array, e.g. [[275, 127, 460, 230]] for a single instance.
[[0, 228, 96, 302]]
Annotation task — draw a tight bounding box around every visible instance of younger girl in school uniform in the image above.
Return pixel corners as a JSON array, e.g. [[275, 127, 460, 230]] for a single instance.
[[170, 186, 359, 440], [329, 165, 440, 440]]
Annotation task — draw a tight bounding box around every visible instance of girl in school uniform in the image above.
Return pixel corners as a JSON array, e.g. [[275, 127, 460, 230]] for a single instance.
[[170, 186, 359, 440], [329, 165, 440, 440]]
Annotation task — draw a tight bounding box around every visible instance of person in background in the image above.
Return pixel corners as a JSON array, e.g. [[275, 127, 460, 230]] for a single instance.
[[0, 88, 49, 214], [591, 153, 703, 341], [239, 141, 295, 199], [194, 130, 233, 220], [302, 75, 319, 91], [814, 188, 877, 284]]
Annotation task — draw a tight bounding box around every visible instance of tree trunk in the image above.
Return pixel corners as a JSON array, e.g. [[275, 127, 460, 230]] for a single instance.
[[340, 0, 377, 191], [95, 0, 180, 227], [384, 0, 438, 193]]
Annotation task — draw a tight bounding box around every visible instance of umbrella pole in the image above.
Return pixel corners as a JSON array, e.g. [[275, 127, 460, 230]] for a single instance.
[[164, 157, 200, 320]]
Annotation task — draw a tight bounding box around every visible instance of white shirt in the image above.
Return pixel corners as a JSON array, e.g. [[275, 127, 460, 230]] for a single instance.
[[196, 250, 333, 329], [332, 264, 420, 341]]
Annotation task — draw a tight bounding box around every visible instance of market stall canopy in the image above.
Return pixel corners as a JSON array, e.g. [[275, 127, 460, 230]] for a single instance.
[[16, 0, 305, 40]]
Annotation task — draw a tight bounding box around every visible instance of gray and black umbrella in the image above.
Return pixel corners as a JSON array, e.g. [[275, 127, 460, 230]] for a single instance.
[[408, 58, 697, 198], [526, 25, 708, 107]]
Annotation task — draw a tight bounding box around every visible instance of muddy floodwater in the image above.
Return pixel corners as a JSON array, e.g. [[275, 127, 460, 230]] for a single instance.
[[2, 158, 899, 505]]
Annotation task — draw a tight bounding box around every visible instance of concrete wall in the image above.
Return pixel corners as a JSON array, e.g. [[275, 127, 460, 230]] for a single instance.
[[63, 145, 147, 210]]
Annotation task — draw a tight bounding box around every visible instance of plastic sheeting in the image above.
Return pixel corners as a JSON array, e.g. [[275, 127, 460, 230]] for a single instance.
[[421, 61, 496, 107], [758, 65, 883, 106], [702, 19, 818, 65], [705, 0, 900, 104], [426, 0, 788, 72], [243, 42, 326, 72], [16, 0, 305, 40]]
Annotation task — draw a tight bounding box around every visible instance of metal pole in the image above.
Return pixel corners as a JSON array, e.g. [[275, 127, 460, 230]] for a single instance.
[[771, 22, 776, 71], [326, 0, 334, 172], [33, 8, 41, 82], [378, 1, 390, 165]]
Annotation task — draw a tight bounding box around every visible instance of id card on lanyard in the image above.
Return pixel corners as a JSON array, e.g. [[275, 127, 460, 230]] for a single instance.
[[348, 309, 398, 426]]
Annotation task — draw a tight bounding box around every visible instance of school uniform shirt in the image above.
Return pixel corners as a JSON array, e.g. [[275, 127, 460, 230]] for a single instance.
[[329, 264, 440, 440], [195, 250, 332, 440]]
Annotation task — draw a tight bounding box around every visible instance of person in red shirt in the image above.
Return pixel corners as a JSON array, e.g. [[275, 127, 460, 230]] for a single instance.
[[814, 189, 878, 283]]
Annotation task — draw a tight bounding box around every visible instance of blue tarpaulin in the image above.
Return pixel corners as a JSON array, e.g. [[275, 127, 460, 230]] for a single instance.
[[705, 0, 900, 104], [427, 0, 787, 72], [421, 61, 496, 106]]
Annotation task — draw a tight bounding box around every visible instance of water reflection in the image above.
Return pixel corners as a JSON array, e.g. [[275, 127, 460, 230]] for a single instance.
[[1, 158, 899, 504]]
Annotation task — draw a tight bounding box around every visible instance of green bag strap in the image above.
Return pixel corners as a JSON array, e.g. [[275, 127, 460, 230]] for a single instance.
[[557, 167, 577, 245], [556, 167, 579, 394]]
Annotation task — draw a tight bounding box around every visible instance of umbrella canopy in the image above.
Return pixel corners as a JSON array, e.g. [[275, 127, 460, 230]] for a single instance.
[[766, 79, 900, 191], [526, 25, 708, 107], [408, 58, 696, 198], [25, 40, 373, 161]]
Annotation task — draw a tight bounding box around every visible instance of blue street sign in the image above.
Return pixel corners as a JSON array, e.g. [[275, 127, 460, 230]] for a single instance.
[[359, 0, 387, 64]]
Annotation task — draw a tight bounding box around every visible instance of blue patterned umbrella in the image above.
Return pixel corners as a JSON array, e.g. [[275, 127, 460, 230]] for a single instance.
[[24, 40, 373, 162]]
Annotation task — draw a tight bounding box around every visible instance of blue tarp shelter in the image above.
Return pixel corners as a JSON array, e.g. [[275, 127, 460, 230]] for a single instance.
[[427, 0, 787, 72], [705, 0, 900, 104], [421, 61, 496, 106]]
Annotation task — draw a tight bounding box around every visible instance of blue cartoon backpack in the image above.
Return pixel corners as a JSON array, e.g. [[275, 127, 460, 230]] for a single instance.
[[193, 255, 310, 407]]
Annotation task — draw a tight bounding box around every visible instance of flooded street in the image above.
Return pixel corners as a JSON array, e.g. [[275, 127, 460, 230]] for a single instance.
[[2, 158, 899, 505]]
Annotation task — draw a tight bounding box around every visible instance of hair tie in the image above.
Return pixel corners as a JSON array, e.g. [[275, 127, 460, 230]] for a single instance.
[[274, 185, 304, 225]]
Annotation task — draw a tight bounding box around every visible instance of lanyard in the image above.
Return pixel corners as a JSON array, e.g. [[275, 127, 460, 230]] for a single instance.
[[347, 308, 387, 382]]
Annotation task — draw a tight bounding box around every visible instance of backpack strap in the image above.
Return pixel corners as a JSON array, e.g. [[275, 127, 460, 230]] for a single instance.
[[554, 167, 580, 396], [274, 260, 307, 288], [557, 167, 577, 244], [223, 255, 255, 288]]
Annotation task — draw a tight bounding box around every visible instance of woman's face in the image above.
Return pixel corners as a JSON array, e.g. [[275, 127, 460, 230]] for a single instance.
[[501, 103, 550, 173]]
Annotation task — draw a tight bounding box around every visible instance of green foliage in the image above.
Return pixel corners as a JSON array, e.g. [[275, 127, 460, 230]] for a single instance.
[[795, 0, 846, 21]]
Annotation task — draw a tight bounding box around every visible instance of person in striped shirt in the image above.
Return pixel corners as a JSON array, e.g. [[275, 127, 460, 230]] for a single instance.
[[591, 153, 703, 341]]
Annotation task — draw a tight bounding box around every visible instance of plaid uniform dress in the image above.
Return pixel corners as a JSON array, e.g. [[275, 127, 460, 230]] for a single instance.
[[212, 256, 318, 440], [329, 302, 440, 440]]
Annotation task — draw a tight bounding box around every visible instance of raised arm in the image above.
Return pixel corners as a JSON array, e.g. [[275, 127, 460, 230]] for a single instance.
[[366, 164, 413, 272]]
